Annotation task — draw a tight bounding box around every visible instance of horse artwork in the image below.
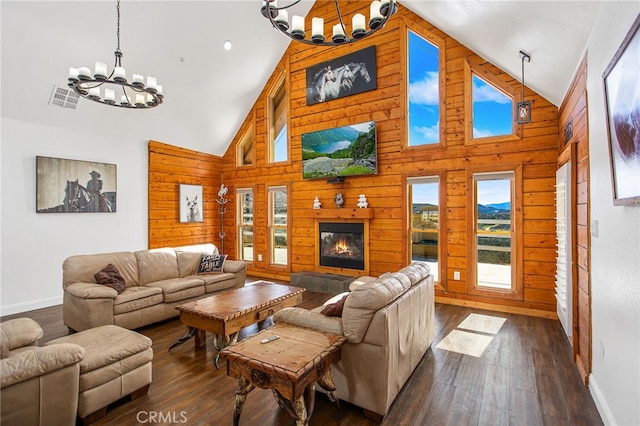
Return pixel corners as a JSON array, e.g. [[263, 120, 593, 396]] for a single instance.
[[305, 45, 377, 106], [63, 179, 114, 212], [36, 156, 117, 213]]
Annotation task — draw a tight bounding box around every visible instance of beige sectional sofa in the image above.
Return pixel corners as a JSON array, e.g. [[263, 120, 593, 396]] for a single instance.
[[63, 243, 246, 332], [274, 262, 435, 420], [1, 318, 85, 426]]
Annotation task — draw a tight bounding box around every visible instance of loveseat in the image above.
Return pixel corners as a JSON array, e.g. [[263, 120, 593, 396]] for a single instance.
[[1, 318, 85, 426], [274, 262, 434, 420], [63, 243, 246, 332]]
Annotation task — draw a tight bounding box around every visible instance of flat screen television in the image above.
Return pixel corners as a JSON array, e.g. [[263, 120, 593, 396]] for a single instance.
[[301, 121, 377, 180]]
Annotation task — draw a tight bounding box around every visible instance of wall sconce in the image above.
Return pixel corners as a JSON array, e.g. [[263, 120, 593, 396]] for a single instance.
[[515, 50, 531, 124]]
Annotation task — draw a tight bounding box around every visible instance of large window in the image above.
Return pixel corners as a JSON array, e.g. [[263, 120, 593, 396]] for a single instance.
[[237, 188, 253, 262], [473, 172, 514, 291], [472, 74, 513, 139], [269, 75, 288, 163], [408, 176, 440, 282], [407, 30, 440, 146], [268, 186, 288, 266]]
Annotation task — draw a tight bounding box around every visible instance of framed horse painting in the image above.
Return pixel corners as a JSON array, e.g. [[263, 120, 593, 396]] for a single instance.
[[36, 156, 117, 213], [306, 45, 377, 105], [602, 14, 640, 205]]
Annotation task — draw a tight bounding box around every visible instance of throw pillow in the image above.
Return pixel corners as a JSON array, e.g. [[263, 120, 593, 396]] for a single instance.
[[94, 263, 126, 294], [197, 254, 228, 274], [320, 294, 349, 317]]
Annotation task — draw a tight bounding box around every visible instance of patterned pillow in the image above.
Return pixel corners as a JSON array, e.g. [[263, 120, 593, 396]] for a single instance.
[[94, 263, 126, 294], [197, 254, 228, 274]]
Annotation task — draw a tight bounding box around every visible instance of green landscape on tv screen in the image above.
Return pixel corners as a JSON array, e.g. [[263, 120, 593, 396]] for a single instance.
[[301, 121, 377, 180]]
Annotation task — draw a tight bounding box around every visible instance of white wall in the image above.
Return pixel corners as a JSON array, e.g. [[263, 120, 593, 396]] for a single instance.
[[1, 117, 148, 315], [585, 4, 640, 425]]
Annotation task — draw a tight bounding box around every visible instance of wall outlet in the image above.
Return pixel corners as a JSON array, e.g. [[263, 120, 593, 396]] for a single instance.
[[453, 271, 460, 280], [258, 254, 263, 262]]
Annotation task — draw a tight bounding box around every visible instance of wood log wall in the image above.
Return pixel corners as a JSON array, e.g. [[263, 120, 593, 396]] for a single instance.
[[148, 2, 562, 316], [148, 141, 222, 248], [558, 57, 591, 383]]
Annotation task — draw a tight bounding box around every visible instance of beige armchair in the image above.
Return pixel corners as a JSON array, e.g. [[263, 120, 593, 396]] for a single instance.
[[1, 318, 85, 426]]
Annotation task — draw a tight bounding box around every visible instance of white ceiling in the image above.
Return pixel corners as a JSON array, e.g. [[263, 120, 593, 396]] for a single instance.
[[1, 1, 608, 156]]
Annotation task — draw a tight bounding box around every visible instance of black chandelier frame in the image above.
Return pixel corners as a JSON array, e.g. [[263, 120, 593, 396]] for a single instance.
[[261, 0, 398, 46]]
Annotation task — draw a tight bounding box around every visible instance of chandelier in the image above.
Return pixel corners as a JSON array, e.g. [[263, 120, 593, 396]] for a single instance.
[[67, 0, 163, 109], [261, 0, 398, 46]]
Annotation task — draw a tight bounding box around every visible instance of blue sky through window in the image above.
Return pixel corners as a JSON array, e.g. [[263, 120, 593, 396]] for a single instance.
[[408, 31, 439, 146], [274, 124, 287, 162], [472, 75, 513, 138]]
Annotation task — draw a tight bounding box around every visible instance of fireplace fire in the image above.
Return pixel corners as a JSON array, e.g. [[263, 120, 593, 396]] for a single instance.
[[319, 222, 365, 270]]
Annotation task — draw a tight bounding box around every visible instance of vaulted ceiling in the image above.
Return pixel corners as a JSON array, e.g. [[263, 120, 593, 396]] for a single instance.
[[1, 1, 607, 156]]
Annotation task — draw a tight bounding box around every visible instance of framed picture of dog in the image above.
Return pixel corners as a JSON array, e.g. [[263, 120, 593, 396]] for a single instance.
[[179, 184, 203, 223]]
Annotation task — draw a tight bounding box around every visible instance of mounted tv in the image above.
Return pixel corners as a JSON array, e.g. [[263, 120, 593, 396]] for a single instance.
[[302, 121, 377, 180]]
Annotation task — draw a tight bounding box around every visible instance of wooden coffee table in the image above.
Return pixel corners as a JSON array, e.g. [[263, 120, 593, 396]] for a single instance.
[[219, 323, 346, 426], [169, 282, 305, 367]]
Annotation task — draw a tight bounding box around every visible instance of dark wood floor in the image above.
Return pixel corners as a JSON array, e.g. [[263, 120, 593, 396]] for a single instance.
[[2, 283, 602, 426]]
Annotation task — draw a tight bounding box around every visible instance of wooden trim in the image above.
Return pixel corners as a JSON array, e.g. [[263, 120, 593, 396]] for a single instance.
[[309, 208, 373, 219], [435, 296, 559, 319], [236, 111, 256, 168]]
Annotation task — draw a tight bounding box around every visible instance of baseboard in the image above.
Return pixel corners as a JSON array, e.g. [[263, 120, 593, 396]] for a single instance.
[[0, 295, 62, 317], [435, 296, 558, 319], [588, 373, 615, 425]]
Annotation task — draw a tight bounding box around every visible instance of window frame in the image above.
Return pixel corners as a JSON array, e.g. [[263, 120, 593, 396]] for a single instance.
[[402, 21, 447, 151], [464, 58, 523, 145], [466, 166, 524, 301], [236, 122, 255, 167], [266, 71, 289, 164], [407, 174, 444, 286], [268, 185, 289, 268], [236, 187, 254, 263]]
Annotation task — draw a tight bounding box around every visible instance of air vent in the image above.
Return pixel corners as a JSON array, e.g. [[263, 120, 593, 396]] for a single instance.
[[48, 85, 80, 109]]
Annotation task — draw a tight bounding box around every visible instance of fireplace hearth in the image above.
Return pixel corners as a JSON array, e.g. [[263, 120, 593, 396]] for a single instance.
[[319, 222, 365, 270]]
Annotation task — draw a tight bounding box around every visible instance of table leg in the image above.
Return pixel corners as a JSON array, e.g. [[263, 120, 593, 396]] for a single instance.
[[317, 368, 341, 411], [292, 394, 309, 426], [213, 333, 238, 369], [168, 326, 196, 351], [233, 377, 254, 426], [271, 385, 314, 426]]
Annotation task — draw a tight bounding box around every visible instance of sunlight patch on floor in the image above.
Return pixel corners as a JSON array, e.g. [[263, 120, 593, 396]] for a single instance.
[[458, 313, 507, 335], [435, 313, 507, 357]]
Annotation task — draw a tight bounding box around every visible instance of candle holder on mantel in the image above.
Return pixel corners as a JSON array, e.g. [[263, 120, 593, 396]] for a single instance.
[[216, 184, 229, 253]]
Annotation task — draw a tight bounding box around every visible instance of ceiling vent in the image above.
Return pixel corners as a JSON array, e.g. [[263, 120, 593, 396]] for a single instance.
[[48, 85, 80, 109]]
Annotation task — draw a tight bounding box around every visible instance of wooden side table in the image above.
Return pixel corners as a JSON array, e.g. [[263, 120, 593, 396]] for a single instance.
[[219, 323, 346, 426]]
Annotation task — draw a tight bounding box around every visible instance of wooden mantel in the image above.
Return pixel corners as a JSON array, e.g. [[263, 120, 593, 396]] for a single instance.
[[309, 208, 374, 219]]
